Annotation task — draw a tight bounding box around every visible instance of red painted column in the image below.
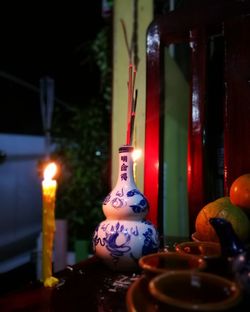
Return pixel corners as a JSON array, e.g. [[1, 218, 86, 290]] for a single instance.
[[144, 23, 162, 228], [188, 29, 207, 233]]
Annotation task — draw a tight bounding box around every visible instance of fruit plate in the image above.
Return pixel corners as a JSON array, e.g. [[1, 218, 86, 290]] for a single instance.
[[126, 275, 160, 312]]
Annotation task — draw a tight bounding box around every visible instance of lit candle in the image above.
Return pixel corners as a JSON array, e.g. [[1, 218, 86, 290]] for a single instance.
[[42, 162, 59, 287]]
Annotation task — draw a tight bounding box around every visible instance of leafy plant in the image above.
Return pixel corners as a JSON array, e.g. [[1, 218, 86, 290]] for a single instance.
[[51, 24, 112, 248]]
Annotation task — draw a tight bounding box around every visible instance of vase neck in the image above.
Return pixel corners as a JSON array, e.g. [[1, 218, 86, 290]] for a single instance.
[[116, 145, 136, 186]]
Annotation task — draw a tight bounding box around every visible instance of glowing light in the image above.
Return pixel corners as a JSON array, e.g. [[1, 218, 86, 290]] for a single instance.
[[132, 149, 142, 162], [44, 162, 57, 181], [155, 162, 159, 170]]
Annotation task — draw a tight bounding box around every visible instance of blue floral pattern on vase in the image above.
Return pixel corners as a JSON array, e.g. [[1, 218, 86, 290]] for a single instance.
[[127, 189, 142, 197], [116, 188, 124, 197], [130, 198, 148, 213], [142, 227, 159, 256], [103, 193, 111, 205], [104, 222, 131, 263], [93, 219, 159, 270], [111, 197, 126, 208]]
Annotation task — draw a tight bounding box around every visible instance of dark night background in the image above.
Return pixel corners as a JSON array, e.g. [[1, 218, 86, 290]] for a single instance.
[[0, 1, 106, 136]]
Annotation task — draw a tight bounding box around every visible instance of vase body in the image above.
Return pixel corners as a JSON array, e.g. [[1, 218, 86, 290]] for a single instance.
[[92, 145, 159, 271]]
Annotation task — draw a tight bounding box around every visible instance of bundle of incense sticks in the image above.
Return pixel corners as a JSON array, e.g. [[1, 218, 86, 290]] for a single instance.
[[126, 64, 138, 146], [120, 14, 138, 147]]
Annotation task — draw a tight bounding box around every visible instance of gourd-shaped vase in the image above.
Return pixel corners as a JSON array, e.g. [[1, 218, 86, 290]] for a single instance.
[[92, 145, 159, 271]]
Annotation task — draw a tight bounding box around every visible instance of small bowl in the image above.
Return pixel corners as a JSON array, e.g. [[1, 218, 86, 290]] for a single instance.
[[149, 271, 242, 311], [175, 241, 221, 260], [139, 251, 206, 278]]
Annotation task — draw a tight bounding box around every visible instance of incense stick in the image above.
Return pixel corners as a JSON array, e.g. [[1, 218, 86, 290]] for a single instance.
[[126, 65, 137, 145], [126, 64, 133, 145], [120, 19, 132, 61], [129, 89, 138, 145], [120, 15, 138, 146]]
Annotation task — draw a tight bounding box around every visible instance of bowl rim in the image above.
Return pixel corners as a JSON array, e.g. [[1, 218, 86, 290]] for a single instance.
[[191, 232, 203, 242], [191, 232, 220, 243], [175, 241, 221, 259], [149, 270, 242, 311], [138, 251, 207, 274]]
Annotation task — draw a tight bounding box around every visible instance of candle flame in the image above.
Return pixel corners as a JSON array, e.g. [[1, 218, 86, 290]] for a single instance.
[[44, 162, 57, 180], [132, 149, 142, 162]]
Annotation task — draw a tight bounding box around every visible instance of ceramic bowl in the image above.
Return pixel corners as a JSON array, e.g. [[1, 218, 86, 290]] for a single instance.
[[149, 270, 242, 311], [175, 241, 221, 260], [139, 251, 206, 278]]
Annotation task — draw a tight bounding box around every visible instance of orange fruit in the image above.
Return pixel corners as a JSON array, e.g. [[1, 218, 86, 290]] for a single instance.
[[230, 173, 250, 215], [195, 197, 250, 242]]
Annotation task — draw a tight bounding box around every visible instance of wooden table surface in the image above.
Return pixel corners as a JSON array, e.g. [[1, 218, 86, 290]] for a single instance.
[[0, 256, 139, 312], [1, 236, 249, 312]]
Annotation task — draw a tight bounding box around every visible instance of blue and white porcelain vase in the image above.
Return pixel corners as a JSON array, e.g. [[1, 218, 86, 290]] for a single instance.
[[92, 145, 159, 271]]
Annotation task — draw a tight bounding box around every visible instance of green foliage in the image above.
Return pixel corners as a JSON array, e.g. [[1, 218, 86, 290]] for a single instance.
[[91, 26, 112, 109], [51, 25, 112, 247]]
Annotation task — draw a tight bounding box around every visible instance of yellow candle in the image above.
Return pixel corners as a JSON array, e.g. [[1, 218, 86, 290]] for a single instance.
[[42, 162, 59, 287]]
